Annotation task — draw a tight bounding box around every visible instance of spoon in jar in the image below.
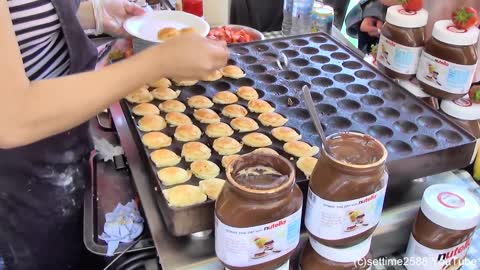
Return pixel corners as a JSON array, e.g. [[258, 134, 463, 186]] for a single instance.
[[301, 85, 331, 155]]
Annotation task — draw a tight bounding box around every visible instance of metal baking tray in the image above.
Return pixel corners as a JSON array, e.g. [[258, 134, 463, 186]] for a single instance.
[[121, 32, 477, 236]]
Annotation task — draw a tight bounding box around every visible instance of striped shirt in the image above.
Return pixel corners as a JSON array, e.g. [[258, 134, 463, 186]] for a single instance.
[[8, 0, 70, 81]]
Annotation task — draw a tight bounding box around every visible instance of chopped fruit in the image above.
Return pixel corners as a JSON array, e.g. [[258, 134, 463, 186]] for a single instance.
[[452, 7, 479, 30], [469, 85, 480, 104], [208, 26, 253, 44]]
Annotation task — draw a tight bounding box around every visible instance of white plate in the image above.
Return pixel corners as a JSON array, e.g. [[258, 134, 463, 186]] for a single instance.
[[124, 11, 210, 43]]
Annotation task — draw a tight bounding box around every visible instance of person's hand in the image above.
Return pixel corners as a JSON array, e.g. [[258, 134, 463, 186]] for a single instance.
[[153, 34, 229, 80], [101, 0, 145, 37], [360, 17, 383, 37]]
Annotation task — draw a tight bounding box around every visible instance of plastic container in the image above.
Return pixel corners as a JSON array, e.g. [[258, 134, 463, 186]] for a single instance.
[[282, 0, 315, 36]]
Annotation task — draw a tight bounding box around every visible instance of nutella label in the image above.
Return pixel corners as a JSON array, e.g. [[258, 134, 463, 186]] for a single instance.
[[215, 209, 302, 267], [377, 35, 423, 75], [304, 174, 387, 240], [405, 234, 472, 270], [227, 261, 289, 270], [417, 51, 477, 94]]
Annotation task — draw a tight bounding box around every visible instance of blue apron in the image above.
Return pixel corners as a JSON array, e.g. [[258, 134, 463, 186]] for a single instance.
[[0, 0, 98, 269]]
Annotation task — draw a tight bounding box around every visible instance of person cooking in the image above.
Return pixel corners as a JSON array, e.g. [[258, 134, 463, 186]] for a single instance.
[[0, 0, 228, 269]]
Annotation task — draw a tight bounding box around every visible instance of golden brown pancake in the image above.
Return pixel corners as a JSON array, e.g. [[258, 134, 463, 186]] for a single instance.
[[271, 127, 301, 142], [190, 160, 221, 179], [132, 103, 159, 116], [222, 104, 248, 118], [138, 115, 167, 132], [205, 122, 234, 138], [150, 78, 171, 88], [242, 132, 273, 148], [163, 185, 207, 207], [188, 95, 214, 109], [230, 117, 259, 133], [173, 79, 198, 86], [157, 27, 180, 40], [248, 99, 275, 113], [174, 124, 202, 142], [221, 65, 246, 79], [165, 112, 192, 127], [213, 137, 243, 155], [199, 178, 226, 200], [141, 132, 172, 149], [236, 86, 259, 101], [158, 100, 186, 113], [213, 91, 239, 105], [221, 155, 240, 168], [296, 157, 318, 179], [126, 87, 153, 104], [202, 70, 223, 81], [258, 112, 288, 127], [181, 142, 212, 162], [193, 108, 221, 124], [150, 149, 181, 167], [180, 27, 197, 34], [253, 148, 279, 155], [151, 87, 181, 101], [283, 141, 320, 157], [157, 167, 192, 186]]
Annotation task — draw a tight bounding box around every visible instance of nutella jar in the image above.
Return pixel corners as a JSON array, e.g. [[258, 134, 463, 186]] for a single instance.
[[305, 132, 388, 248], [215, 153, 303, 270], [417, 20, 480, 100], [300, 236, 373, 270], [405, 184, 480, 270], [377, 5, 428, 80], [441, 97, 480, 138]]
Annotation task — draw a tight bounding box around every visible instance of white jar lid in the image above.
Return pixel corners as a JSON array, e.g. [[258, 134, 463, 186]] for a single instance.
[[441, 96, 480, 121], [432, 20, 480, 46], [309, 236, 372, 263], [398, 78, 431, 98], [420, 184, 480, 231], [385, 5, 428, 28]]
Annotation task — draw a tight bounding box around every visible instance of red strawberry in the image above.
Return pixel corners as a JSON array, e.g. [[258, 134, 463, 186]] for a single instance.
[[469, 85, 480, 104], [399, 0, 423, 12], [452, 7, 479, 30]]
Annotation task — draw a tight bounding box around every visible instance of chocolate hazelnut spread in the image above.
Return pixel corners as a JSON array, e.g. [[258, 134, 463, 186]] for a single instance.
[[305, 132, 388, 248], [405, 184, 480, 270], [377, 6, 428, 80], [215, 153, 303, 270], [300, 237, 373, 270], [417, 20, 479, 100]]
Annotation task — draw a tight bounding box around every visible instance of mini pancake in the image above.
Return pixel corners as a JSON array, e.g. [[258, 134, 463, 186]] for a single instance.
[[132, 103, 160, 116], [296, 157, 318, 179], [163, 185, 207, 207], [221, 65, 246, 79], [190, 160, 221, 179], [138, 115, 167, 132], [165, 112, 192, 127], [221, 155, 240, 168], [213, 137, 243, 155], [199, 178, 226, 200], [242, 132, 272, 148], [271, 127, 301, 142], [194, 108, 221, 124], [174, 124, 202, 142], [150, 149, 181, 167], [173, 79, 198, 86], [141, 132, 172, 149], [151, 87, 181, 101], [230, 117, 259, 133], [202, 70, 223, 81], [188, 95, 214, 109], [236, 86, 259, 101], [157, 167, 192, 186], [248, 99, 274, 113], [253, 148, 279, 155], [181, 142, 212, 162], [180, 27, 197, 34], [126, 87, 153, 103], [157, 27, 180, 40], [283, 141, 320, 157], [150, 78, 171, 88], [205, 122, 234, 138], [158, 100, 186, 113], [222, 104, 248, 118], [213, 91, 239, 105], [258, 112, 288, 127]]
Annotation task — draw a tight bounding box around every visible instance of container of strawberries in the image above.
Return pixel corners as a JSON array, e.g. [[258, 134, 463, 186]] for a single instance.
[[207, 25, 265, 44]]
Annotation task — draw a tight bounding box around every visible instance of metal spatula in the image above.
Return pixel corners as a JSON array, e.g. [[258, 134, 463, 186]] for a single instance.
[[301, 85, 331, 154]]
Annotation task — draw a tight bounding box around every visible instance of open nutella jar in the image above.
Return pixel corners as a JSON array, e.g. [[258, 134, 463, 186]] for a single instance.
[[405, 184, 480, 270], [377, 5, 428, 80], [417, 20, 479, 100], [215, 153, 303, 270], [305, 132, 388, 248], [300, 236, 373, 270]]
